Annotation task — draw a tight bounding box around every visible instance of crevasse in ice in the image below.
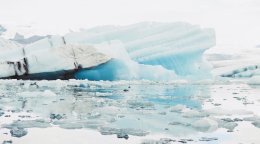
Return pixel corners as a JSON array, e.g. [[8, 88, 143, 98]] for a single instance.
[[0, 22, 216, 80]]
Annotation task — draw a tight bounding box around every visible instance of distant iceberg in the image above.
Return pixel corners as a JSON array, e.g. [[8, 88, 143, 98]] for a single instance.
[[0, 22, 216, 80], [0, 25, 7, 35]]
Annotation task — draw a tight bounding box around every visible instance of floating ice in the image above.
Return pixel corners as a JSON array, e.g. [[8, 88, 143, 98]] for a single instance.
[[0, 25, 6, 35], [10, 127, 28, 138], [191, 118, 218, 132], [99, 127, 149, 137], [0, 22, 215, 80], [207, 48, 260, 83]]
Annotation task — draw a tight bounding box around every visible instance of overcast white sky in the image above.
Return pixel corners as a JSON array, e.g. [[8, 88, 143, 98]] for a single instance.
[[0, 0, 260, 47]]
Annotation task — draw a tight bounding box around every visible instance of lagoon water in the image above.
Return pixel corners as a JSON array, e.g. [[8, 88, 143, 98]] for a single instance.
[[0, 80, 260, 144]]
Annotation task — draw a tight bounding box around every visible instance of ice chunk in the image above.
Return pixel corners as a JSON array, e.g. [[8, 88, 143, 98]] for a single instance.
[[252, 121, 260, 128], [199, 137, 218, 142], [191, 118, 218, 132], [3, 119, 51, 129], [2, 140, 12, 144], [10, 127, 28, 138], [99, 127, 149, 136], [169, 104, 187, 113], [181, 109, 208, 118]]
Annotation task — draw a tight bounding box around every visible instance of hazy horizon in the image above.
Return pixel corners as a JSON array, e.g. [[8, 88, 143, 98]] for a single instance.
[[1, 0, 260, 48]]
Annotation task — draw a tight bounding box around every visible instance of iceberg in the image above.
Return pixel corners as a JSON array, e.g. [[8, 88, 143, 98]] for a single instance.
[[206, 48, 260, 83], [0, 22, 215, 80], [0, 25, 7, 35]]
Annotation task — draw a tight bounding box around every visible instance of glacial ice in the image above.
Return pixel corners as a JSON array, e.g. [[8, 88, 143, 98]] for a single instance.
[[0, 22, 215, 80]]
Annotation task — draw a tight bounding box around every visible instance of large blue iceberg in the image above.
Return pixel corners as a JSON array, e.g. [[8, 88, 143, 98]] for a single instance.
[[0, 22, 215, 80]]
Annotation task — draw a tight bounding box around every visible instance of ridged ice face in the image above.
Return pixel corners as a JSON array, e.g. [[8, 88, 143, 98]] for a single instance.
[[64, 22, 216, 77]]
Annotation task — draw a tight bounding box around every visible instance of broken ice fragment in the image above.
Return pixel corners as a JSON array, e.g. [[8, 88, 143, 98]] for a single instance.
[[99, 127, 149, 136], [2, 141, 12, 144], [127, 100, 154, 109], [199, 137, 218, 141], [117, 133, 129, 139], [191, 118, 218, 132], [169, 104, 187, 113], [252, 121, 260, 128], [3, 119, 51, 129], [221, 118, 234, 122], [0, 111, 4, 117], [87, 112, 101, 119], [50, 114, 63, 120], [10, 127, 27, 138], [222, 122, 238, 131]]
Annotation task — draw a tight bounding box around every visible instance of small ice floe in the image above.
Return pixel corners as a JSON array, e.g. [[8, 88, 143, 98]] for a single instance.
[[2, 140, 12, 144], [178, 138, 194, 143], [221, 118, 234, 122], [243, 116, 260, 128], [252, 121, 260, 128], [42, 90, 57, 97], [52, 119, 106, 129], [116, 133, 129, 139], [17, 90, 56, 97], [158, 112, 167, 115], [168, 121, 191, 127], [205, 107, 253, 116], [142, 138, 194, 144], [52, 120, 84, 129], [3, 119, 51, 129], [221, 118, 243, 123], [10, 127, 27, 138], [127, 100, 154, 110], [87, 112, 101, 119], [169, 104, 187, 113], [199, 137, 218, 141], [181, 109, 208, 118], [141, 138, 176, 144], [222, 122, 238, 132], [50, 113, 63, 120], [191, 118, 218, 132], [99, 127, 149, 137], [0, 111, 4, 117]]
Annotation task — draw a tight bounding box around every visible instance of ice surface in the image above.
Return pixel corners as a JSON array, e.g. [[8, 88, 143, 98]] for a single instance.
[[0, 37, 21, 51], [11, 33, 47, 44]]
